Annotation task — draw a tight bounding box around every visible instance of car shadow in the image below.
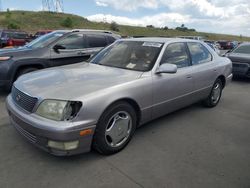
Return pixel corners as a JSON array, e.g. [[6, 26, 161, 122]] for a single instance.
[[0, 89, 8, 97], [232, 76, 250, 83], [136, 103, 202, 134]]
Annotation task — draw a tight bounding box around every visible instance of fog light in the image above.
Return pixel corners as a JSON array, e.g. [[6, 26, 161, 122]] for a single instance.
[[48, 140, 79, 150]]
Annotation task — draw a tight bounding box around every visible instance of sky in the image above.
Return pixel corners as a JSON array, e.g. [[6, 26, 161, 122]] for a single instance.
[[1, 0, 250, 36]]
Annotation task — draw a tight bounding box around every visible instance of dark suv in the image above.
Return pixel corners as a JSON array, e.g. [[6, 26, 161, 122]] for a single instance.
[[0, 29, 120, 90], [0, 29, 31, 48]]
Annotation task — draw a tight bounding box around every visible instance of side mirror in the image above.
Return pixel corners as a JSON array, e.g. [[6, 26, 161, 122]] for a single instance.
[[53, 44, 66, 53], [156, 63, 177, 74]]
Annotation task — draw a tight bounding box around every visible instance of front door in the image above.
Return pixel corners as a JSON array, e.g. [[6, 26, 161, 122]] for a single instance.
[[152, 42, 195, 119], [50, 33, 91, 67]]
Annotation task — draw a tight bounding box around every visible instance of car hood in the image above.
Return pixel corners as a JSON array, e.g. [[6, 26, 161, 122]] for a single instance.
[[227, 53, 250, 64], [0, 46, 34, 57], [14, 63, 143, 100]]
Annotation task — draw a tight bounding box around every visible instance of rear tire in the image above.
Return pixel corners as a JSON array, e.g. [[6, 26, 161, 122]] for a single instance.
[[203, 79, 223, 108], [93, 102, 137, 155]]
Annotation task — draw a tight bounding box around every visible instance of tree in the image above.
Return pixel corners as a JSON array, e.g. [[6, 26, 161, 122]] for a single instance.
[[61, 17, 73, 28], [110, 21, 119, 32], [6, 8, 12, 19], [163, 26, 168, 30], [146, 25, 154, 28]]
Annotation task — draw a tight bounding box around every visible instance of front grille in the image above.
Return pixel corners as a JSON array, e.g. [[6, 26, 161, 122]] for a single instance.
[[11, 86, 38, 112], [13, 122, 37, 143]]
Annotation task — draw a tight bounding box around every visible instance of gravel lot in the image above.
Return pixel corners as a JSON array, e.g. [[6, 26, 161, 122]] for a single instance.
[[0, 79, 249, 188]]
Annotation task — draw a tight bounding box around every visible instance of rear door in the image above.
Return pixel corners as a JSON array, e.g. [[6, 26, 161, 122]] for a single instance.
[[152, 42, 195, 119], [187, 42, 217, 100], [85, 34, 108, 58], [50, 33, 90, 67]]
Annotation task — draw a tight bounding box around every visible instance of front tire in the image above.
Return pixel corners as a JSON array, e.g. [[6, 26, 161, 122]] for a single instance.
[[203, 79, 223, 107], [17, 67, 38, 78], [93, 102, 137, 155]]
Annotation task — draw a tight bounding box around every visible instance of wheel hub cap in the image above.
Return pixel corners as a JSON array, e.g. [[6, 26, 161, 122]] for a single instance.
[[105, 111, 132, 147]]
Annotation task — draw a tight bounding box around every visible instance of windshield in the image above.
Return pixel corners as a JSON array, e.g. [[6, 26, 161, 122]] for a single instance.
[[90, 41, 163, 71], [232, 44, 250, 54], [25, 31, 65, 49]]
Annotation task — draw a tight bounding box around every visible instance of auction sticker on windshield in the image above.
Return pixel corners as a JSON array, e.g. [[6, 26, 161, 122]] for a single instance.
[[142, 42, 162, 48]]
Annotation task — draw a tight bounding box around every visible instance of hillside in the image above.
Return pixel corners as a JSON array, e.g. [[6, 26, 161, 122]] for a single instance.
[[0, 10, 249, 41]]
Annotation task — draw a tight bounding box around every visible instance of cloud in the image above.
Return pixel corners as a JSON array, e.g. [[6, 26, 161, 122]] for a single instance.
[[96, 1, 108, 7], [90, 0, 250, 36], [94, 0, 158, 11], [87, 13, 190, 28]]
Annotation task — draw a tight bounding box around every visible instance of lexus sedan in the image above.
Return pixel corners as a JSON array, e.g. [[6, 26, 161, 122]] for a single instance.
[[6, 38, 232, 156], [225, 43, 250, 78]]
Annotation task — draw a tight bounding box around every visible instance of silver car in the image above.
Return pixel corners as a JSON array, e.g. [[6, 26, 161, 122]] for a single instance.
[[6, 38, 232, 156]]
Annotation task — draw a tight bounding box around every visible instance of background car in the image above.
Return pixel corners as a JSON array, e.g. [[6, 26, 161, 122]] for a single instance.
[[33, 30, 53, 39], [204, 40, 220, 55], [217, 40, 237, 50], [0, 29, 31, 48], [0, 29, 120, 90], [225, 43, 250, 78], [6, 38, 232, 156]]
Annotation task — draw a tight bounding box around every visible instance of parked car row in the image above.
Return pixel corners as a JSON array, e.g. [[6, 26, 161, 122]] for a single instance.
[[3, 32, 233, 156], [0, 29, 32, 48], [0, 29, 54, 49]]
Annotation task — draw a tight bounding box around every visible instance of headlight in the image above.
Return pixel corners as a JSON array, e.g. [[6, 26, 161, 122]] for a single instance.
[[36, 99, 82, 121], [0, 56, 11, 61]]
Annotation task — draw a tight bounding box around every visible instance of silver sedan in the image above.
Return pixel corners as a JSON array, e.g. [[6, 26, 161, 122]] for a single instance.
[[6, 38, 232, 156]]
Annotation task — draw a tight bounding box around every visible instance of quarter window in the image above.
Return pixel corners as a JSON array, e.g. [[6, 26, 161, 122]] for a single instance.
[[161, 43, 190, 68], [187, 42, 212, 65], [87, 35, 107, 48], [56, 34, 85, 49]]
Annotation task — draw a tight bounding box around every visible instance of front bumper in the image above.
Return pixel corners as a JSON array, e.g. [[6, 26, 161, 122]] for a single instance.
[[232, 62, 250, 77], [6, 95, 96, 156]]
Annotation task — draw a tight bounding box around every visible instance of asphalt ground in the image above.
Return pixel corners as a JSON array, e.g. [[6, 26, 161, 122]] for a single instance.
[[0, 78, 249, 188]]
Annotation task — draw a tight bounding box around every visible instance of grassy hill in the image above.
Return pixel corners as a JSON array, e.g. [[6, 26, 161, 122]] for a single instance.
[[0, 10, 249, 42]]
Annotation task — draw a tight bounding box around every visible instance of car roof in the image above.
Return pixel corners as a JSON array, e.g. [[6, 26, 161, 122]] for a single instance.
[[119, 37, 203, 43]]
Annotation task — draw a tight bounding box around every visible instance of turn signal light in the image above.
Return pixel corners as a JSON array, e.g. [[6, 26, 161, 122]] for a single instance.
[[80, 129, 93, 136]]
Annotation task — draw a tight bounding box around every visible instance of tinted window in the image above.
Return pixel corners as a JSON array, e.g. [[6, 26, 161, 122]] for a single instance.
[[232, 45, 250, 54], [160, 43, 190, 68], [107, 36, 116, 44], [91, 41, 163, 71], [87, 35, 107, 48], [56, 34, 85, 49], [187, 42, 212, 65]]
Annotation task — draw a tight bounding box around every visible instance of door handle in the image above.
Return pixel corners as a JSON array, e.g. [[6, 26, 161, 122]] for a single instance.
[[213, 69, 217, 72], [77, 51, 87, 55], [186, 75, 192, 79]]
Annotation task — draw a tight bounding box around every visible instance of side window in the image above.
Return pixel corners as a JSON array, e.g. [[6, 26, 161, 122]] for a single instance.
[[107, 36, 116, 44], [187, 42, 212, 65], [87, 34, 107, 48], [56, 34, 85, 49], [160, 43, 190, 68]]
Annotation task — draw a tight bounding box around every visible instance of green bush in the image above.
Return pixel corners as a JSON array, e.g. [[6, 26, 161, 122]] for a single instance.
[[7, 22, 20, 29], [61, 17, 73, 28]]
